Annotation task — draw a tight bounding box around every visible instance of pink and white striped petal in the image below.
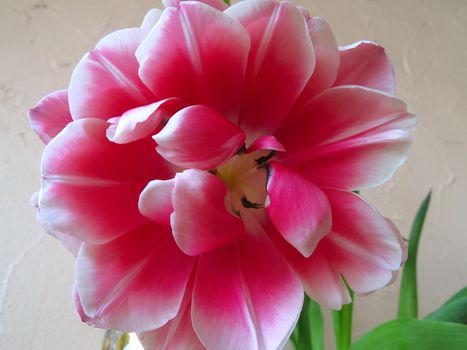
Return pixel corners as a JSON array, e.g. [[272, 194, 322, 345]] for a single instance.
[[139, 178, 175, 227], [39, 118, 173, 244], [171, 170, 245, 256], [154, 105, 246, 170], [28, 90, 72, 144], [266, 162, 331, 257], [76, 223, 196, 332], [295, 16, 340, 106], [136, 2, 249, 119], [163, 0, 227, 11], [226, 0, 315, 138], [334, 41, 395, 95], [192, 233, 303, 350], [69, 28, 154, 120], [107, 98, 186, 144]]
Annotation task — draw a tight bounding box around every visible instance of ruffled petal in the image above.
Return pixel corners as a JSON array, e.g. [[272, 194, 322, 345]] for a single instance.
[[106, 98, 186, 144], [136, 2, 250, 119], [69, 28, 154, 120], [266, 162, 331, 257], [277, 86, 414, 190], [192, 233, 303, 350], [334, 41, 395, 95], [154, 105, 246, 170], [171, 169, 245, 256], [226, 0, 315, 138], [139, 178, 175, 227], [163, 0, 227, 11], [38, 118, 173, 244], [272, 190, 404, 309], [295, 16, 339, 106], [76, 223, 196, 332], [28, 90, 72, 144]]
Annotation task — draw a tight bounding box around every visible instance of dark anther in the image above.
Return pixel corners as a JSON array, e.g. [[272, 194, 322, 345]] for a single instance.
[[236, 144, 247, 155], [208, 169, 218, 175], [241, 196, 264, 209], [255, 151, 277, 165]]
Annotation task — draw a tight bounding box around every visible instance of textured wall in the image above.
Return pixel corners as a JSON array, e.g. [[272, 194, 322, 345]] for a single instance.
[[1, 0, 466, 349]]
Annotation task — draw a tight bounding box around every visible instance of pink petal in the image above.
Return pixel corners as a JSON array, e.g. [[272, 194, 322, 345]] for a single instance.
[[140, 9, 163, 34], [136, 2, 250, 119], [76, 223, 196, 332], [226, 0, 315, 139], [171, 169, 245, 256], [154, 105, 246, 170], [192, 233, 303, 350], [163, 0, 227, 11], [246, 135, 285, 153], [138, 284, 206, 350], [266, 162, 331, 257], [106, 98, 186, 144], [28, 90, 72, 144], [272, 190, 404, 309], [139, 178, 175, 227], [277, 86, 414, 190], [69, 28, 154, 120], [334, 41, 395, 95], [295, 17, 340, 106], [38, 118, 173, 244]]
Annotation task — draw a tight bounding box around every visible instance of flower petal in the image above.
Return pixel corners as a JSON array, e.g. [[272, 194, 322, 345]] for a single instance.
[[277, 86, 414, 190], [192, 233, 303, 350], [266, 162, 331, 257], [138, 283, 206, 350], [106, 98, 186, 144], [38, 118, 173, 244], [154, 105, 246, 170], [28, 90, 72, 144], [295, 16, 340, 106], [171, 169, 245, 256], [140, 9, 163, 34], [334, 41, 395, 95], [226, 0, 315, 138], [272, 190, 404, 309], [69, 28, 154, 120], [136, 2, 250, 119], [139, 178, 175, 227], [163, 0, 227, 11], [246, 135, 285, 153], [76, 223, 196, 332]]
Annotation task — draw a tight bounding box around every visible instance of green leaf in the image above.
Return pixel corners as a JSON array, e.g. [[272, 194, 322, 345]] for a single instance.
[[350, 319, 467, 350], [425, 287, 467, 324], [397, 191, 432, 319], [291, 295, 325, 350], [332, 285, 354, 350], [223, 0, 230, 5]]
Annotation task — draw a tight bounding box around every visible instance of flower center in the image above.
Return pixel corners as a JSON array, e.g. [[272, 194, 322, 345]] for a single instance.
[[215, 149, 276, 219]]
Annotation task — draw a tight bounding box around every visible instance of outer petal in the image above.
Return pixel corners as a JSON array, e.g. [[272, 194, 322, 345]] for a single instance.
[[192, 233, 303, 350], [28, 90, 72, 144], [138, 283, 206, 350], [38, 118, 173, 244], [140, 9, 163, 34], [226, 0, 315, 138], [266, 162, 331, 257], [163, 0, 227, 11], [246, 135, 285, 153], [273, 190, 404, 309], [136, 2, 250, 119], [106, 98, 186, 144], [69, 28, 154, 120], [76, 223, 196, 332], [277, 86, 414, 190], [154, 105, 245, 170], [139, 178, 175, 227], [171, 169, 245, 256], [295, 16, 340, 106], [334, 41, 395, 95]]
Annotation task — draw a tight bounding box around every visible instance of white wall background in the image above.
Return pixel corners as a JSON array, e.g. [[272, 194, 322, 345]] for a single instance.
[[1, 0, 466, 349]]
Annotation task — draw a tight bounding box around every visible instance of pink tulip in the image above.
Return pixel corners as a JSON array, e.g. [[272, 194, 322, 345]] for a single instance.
[[29, 0, 415, 349]]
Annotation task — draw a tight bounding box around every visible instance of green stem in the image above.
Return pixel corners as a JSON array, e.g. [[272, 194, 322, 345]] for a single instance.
[[332, 287, 354, 350], [223, 0, 230, 5]]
